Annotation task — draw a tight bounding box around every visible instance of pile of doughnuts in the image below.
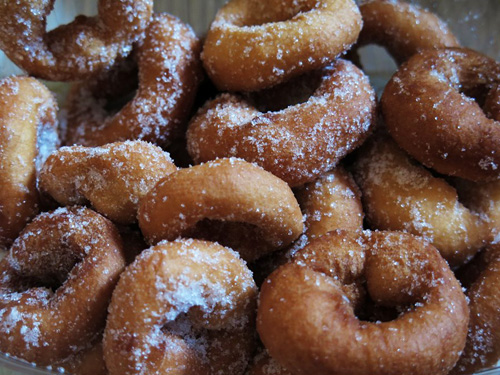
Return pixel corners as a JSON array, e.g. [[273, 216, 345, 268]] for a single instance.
[[0, 1, 499, 375]]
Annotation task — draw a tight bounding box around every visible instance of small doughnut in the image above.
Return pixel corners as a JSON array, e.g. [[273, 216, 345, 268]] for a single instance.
[[187, 60, 376, 187], [103, 238, 257, 375], [138, 158, 303, 261], [0, 206, 126, 366], [201, 0, 362, 91], [0, 76, 59, 250], [39, 141, 177, 225], [257, 230, 469, 375], [352, 0, 459, 65], [452, 244, 500, 374], [0, 0, 153, 81], [65, 14, 203, 147], [352, 134, 488, 267], [381, 48, 500, 182]]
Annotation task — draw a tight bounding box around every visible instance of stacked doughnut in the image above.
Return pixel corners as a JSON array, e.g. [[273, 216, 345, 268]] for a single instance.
[[0, 1, 499, 375]]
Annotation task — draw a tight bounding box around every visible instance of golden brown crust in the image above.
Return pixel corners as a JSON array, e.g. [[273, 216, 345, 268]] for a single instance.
[[39, 141, 177, 225], [187, 60, 376, 187], [0, 76, 59, 250], [103, 239, 257, 375], [382, 48, 500, 182], [257, 230, 469, 375], [65, 14, 203, 147], [0, 0, 153, 81], [0, 207, 126, 366]]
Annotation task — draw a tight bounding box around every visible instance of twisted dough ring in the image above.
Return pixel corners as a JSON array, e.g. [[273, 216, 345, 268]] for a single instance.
[[0, 207, 126, 365], [39, 141, 177, 225], [65, 14, 203, 147], [187, 60, 376, 187], [202, 0, 362, 92], [104, 239, 257, 375], [257, 230, 469, 375], [352, 135, 488, 267], [0, 0, 153, 81], [0, 76, 59, 250], [138, 158, 303, 261], [382, 48, 500, 182]]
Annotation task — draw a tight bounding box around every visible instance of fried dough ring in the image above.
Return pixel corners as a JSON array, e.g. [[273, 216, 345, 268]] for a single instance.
[[138, 158, 303, 261], [202, 0, 362, 92], [352, 135, 488, 267], [0, 76, 59, 250], [257, 230, 469, 375], [187, 60, 376, 187], [39, 141, 177, 225], [103, 239, 257, 375], [0, 0, 153, 81], [382, 48, 500, 182], [0, 207, 126, 366], [65, 14, 203, 147]]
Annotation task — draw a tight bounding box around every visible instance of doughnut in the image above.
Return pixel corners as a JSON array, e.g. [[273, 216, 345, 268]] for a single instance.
[[0, 0, 153, 81], [39, 141, 177, 225], [65, 14, 203, 147], [257, 230, 469, 375], [352, 134, 488, 267], [138, 158, 303, 261], [381, 48, 500, 182], [103, 238, 257, 375], [351, 0, 459, 65], [0, 76, 59, 251], [187, 59, 376, 187], [201, 0, 362, 92], [0, 206, 126, 366], [248, 349, 292, 375], [452, 244, 500, 374], [56, 341, 107, 375]]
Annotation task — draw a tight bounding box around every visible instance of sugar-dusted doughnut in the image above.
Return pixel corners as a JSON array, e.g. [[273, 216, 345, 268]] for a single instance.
[[187, 60, 376, 187], [65, 14, 203, 147], [0, 207, 126, 366], [138, 158, 303, 261], [39, 141, 177, 225], [0, 76, 59, 251], [103, 238, 257, 375], [0, 0, 153, 81], [201, 0, 362, 92], [382, 48, 500, 182], [352, 134, 488, 267], [257, 230, 469, 375]]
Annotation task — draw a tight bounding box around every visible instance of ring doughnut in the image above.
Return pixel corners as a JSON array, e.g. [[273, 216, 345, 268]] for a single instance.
[[0, 76, 59, 250], [138, 158, 303, 261], [187, 60, 376, 187], [65, 14, 203, 147], [39, 141, 177, 225], [257, 230, 469, 375], [352, 134, 488, 267], [0, 0, 153, 81], [0, 206, 126, 366], [201, 0, 362, 91], [103, 238, 257, 375], [381, 48, 500, 182]]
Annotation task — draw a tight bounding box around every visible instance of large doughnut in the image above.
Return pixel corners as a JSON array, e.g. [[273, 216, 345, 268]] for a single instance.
[[352, 134, 488, 267], [103, 238, 257, 375], [257, 230, 469, 375], [381, 48, 500, 182], [201, 0, 362, 92], [138, 158, 303, 261], [65, 14, 203, 147], [0, 206, 126, 366], [0, 76, 59, 251], [187, 59, 376, 187], [0, 0, 153, 81], [352, 0, 459, 65], [39, 141, 177, 225]]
